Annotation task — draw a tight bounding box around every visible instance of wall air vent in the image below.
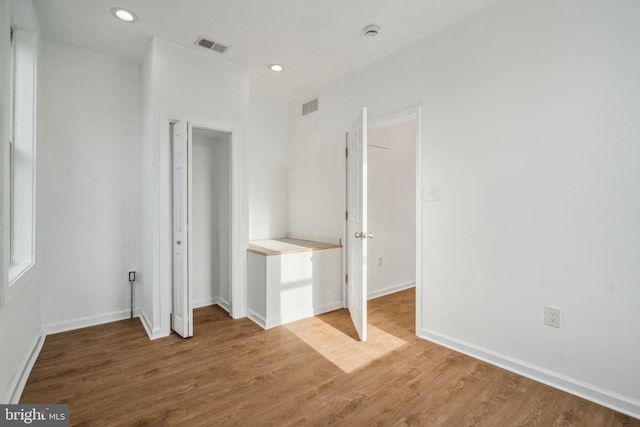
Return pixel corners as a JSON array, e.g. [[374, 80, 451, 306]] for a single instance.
[[194, 36, 231, 54], [302, 98, 319, 116]]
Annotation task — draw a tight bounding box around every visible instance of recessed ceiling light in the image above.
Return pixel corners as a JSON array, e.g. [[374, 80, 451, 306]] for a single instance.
[[269, 64, 284, 72], [111, 7, 138, 23]]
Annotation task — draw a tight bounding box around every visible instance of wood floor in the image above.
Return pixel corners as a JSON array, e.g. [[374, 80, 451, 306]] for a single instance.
[[21, 289, 639, 426]]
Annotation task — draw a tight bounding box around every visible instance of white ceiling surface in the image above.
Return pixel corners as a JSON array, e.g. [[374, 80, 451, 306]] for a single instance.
[[32, 0, 498, 101]]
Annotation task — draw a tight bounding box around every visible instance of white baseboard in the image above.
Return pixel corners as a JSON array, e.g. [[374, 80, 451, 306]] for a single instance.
[[259, 301, 344, 330], [194, 297, 231, 314], [193, 297, 217, 309], [278, 301, 343, 327], [136, 307, 152, 338], [135, 307, 168, 340], [314, 301, 344, 316], [247, 309, 267, 329], [43, 310, 131, 335], [9, 334, 45, 404], [217, 297, 231, 314], [418, 328, 640, 420], [368, 281, 415, 300], [139, 300, 232, 340]]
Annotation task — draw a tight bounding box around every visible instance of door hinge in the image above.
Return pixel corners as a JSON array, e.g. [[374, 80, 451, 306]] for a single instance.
[[345, 132, 349, 157], [345, 211, 348, 220], [345, 274, 349, 284]]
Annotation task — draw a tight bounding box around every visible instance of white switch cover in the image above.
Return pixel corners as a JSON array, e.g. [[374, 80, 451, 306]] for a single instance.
[[423, 185, 439, 202]]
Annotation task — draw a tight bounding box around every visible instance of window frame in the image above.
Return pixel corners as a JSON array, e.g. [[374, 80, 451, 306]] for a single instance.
[[6, 27, 37, 292]]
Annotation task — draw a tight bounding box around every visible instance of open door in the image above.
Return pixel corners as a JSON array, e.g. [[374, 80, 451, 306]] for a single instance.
[[346, 108, 369, 341], [172, 120, 193, 338]]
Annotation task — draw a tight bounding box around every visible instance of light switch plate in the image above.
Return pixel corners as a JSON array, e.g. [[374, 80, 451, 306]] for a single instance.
[[423, 185, 439, 202]]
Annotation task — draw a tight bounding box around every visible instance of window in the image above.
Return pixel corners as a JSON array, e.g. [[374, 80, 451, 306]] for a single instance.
[[7, 27, 36, 286], [9, 26, 15, 266]]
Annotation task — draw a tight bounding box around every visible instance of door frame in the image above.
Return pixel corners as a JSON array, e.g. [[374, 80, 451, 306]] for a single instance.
[[344, 105, 422, 334], [159, 115, 246, 337]]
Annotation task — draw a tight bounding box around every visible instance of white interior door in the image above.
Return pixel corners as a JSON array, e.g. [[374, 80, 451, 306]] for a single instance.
[[172, 120, 193, 338], [346, 108, 369, 341]]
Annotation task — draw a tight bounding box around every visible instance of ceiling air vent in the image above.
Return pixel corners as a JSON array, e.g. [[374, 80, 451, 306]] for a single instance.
[[194, 36, 230, 54], [302, 98, 319, 116]]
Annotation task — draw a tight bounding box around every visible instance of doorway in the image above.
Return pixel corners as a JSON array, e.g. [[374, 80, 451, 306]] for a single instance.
[[171, 122, 232, 338], [191, 128, 232, 312], [368, 107, 421, 334], [345, 106, 422, 340], [367, 118, 417, 300]]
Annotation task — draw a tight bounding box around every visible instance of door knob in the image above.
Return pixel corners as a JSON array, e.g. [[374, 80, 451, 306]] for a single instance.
[[177, 240, 182, 245], [354, 232, 373, 239]]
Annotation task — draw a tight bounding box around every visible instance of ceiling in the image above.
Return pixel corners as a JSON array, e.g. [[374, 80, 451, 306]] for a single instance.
[[31, 0, 498, 101]]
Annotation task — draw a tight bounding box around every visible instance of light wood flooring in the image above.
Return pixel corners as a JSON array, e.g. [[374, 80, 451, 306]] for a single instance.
[[21, 289, 640, 426]]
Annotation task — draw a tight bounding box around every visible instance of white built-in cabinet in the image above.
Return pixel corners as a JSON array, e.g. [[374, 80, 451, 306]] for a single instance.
[[247, 238, 343, 329]]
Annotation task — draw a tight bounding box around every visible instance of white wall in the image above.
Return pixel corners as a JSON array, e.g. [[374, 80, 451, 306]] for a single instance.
[[192, 132, 218, 308], [248, 95, 289, 240], [191, 129, 231, 310], [0, 279, 42, 403], [0, 0, 45, 404], [368, 120, 416, 298], [140, 37, 249, 338], [288, 0, 640, 417], [139, 38, 156, 337], [39, 41, 141, 332], [214, 135, 231, 307]]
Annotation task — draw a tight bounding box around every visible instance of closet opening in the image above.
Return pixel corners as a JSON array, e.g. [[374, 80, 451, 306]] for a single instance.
[[191, 128, 232, 315], [171, 122, 232, 338]]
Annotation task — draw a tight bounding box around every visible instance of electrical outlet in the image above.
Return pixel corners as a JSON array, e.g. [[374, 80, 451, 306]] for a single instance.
[[544, 306, 561, 328]]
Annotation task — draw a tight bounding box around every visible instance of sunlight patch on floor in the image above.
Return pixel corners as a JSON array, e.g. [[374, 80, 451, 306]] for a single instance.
[[284, 317, 407, 373]]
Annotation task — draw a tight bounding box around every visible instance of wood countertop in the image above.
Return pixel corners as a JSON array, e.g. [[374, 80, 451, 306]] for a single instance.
[[248, 238, 341, 256]]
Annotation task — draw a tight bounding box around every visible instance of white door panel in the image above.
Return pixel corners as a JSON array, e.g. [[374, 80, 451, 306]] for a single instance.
[[172, 120, 193, 338], [347, 108, 368, 341]]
